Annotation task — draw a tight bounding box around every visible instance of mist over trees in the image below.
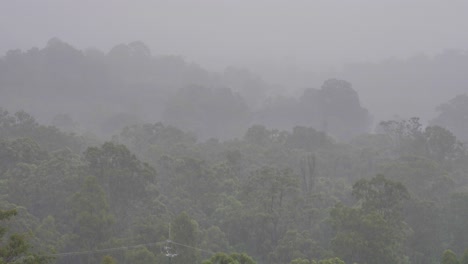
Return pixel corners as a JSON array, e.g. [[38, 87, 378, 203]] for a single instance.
[[0, 39, 468, 264], [336, 50, 468, 122], [0, 39, 372, 141], [257, 79, 371, 140]]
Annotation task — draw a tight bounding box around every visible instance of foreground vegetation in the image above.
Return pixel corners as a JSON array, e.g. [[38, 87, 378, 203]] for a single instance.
[[0, 107, 466, 264]]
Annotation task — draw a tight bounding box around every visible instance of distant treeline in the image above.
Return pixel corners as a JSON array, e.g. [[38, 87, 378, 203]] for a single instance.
[[0, 39, 376, 140]]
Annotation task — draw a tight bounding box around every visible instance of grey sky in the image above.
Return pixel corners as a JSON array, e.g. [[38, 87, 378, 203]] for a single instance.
[[2, 0, 468, 70]]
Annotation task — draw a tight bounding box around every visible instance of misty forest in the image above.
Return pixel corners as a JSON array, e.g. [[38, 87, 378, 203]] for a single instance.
[[2, 3, 468, 264]]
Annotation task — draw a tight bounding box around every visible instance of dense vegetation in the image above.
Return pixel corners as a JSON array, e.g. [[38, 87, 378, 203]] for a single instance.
[[0, 41, 467, 264]]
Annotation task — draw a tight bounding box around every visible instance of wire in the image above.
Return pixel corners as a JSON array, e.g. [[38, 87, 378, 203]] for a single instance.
[[46, 240, 167, 257], [170, 241, 215, 255], [44, 239, 215, 258]]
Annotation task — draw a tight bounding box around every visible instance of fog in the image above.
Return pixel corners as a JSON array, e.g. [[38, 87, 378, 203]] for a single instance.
[[2, 2, 468, 263], [2, 0, 468, 126], [3, 0, 468, 68]]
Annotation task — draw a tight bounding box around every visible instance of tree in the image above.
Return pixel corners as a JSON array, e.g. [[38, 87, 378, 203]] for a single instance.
[[330, 175, 410, 264], [244, 125, 272, 146], [285, 126, 332, 152], [403, 199, 445, 263], [300, 79, 371, 140], [330, 204, 396, 264], [0, 208, 51, 264], [202, 253, 237, 264], [69, 176, 114, 250], [125, 247, 157, 264], [377, 117, 426, 157], [269, 230, 323, 264], [101, 255, 117, 264], [380, 155, 451, 201], [5, 147, 83, 221], [240, 167, 300, 259], [442, 249, 459, 264], [162, 85, 251, 140], [203, 252, 257, 264], [448, 192, 468, 253], [290, 259, 310, 264], [0, 138, 45, 175], [230, 253, 257, 264], [83, 142, 157, 223], [119, 122, 196, 162], [431, 94, 468, 142], [424, 125, 463, 162], [461, 249, 468, 264], [0, 109, 83, 153], [312, 258, 345, 264], [199, 226, 230, 254], [352, 174, 410, 221], [290, 257, 345, 264], [172, 212, 200, 264]]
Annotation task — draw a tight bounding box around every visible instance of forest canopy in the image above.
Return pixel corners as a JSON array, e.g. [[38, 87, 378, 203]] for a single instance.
[[0, 40, 467, 264]]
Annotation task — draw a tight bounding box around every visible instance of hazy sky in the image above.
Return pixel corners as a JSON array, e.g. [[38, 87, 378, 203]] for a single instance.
[[2, 0, 468, 70]]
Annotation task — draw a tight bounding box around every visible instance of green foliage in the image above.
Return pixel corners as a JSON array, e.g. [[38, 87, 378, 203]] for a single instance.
[[380, 156, 448, 200], [238, 167, 301, 259], [431, 94, 468, 142], [125, 247, 157, 264], [0, 208, 51, 264], [377, 117, 425, 156], [313, 257, 345, 264], [200, 226, 230, 254], [203, 253, 237, 264], [378, 117, 465, 163], [244, 125, 273, 146], [290, 258, 310, 264], [258, 79, 371, 140], [101, 255, 117, 264], [229, 253, 257, 264], [172, 212, 200, 264], [4, 147, 83, 220], [0, 98, 467, 264], [119, 122, 197, 163], [0, 109, 84, 153], [269, 230, 323, 264], [330, 175, 410, 264], [286, 126, 332, 152], [83, 142, 157, 220], [290, 257, 346, 264], [203, 252, 257, 264], [442, 249, 459, 264], [448, 192, 468, 253], [315, 79, 371, 140], [404, 199, 445, 263], [424, 125, 460, 162], [69, 176, 114, 250], [163, 85, 250, 140], [352, 174, 410, 219], [461, 249, 468, 264]]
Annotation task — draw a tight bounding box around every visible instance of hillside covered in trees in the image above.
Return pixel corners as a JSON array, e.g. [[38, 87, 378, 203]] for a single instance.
[[0, 41, 468, 264]]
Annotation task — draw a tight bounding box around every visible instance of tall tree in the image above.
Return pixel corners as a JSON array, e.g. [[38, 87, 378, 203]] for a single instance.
[[330, 175, 410, 264], [0, 208, 51, 264], [172, 212, 200, 264], [69, 176, 114, 251], [202, 252, 257, 264], [442, 249, 460, 264], [431, 94, 468, 142], [461, 249, 468, 264], [83, 142, 157, 223], [448, 192, 468, 253]]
